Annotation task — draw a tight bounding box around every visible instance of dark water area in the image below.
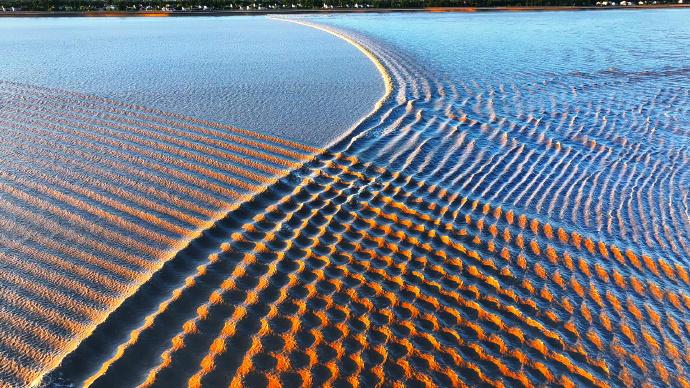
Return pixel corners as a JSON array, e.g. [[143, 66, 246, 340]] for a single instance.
[[13, 10, 690, 387]]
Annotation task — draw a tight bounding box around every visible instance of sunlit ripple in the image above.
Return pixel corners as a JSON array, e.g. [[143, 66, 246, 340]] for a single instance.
[[43, 12, 690, 388]]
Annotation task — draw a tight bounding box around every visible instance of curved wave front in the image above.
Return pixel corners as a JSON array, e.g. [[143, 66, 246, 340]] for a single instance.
[[42, 16, 690, 388]]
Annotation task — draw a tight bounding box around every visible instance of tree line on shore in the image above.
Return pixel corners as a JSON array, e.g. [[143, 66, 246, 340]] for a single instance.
[[0, 0, 680, 11]]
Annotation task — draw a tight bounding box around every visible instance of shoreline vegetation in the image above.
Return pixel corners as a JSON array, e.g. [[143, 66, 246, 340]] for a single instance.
[[1, 1, 688, 16]]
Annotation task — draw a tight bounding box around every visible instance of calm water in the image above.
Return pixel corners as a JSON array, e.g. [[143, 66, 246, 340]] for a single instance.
[[0, 16, 383, 146], [3, 10, 690, 387]]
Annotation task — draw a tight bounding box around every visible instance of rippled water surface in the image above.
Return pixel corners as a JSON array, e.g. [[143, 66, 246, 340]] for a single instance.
[[309, 9, 690, 245], [4, 10, 690, 388]]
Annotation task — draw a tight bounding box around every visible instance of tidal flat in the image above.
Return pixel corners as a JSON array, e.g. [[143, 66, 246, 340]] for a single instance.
[[1, 9, 690, 387]]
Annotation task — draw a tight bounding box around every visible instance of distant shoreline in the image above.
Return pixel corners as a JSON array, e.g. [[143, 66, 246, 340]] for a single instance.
[[1, 4, 689, 17]]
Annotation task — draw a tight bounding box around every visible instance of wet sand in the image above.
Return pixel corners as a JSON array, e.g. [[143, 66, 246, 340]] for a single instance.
[[0, 82, 320, 386]]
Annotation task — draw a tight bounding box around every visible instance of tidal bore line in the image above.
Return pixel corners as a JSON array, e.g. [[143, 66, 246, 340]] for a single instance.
[[39, 16, 690, 388]]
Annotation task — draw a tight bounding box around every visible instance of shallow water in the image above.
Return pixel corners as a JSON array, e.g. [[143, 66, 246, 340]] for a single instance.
[[0, 16, 383, 147], [0, 16, 383, 387], [0, 81, 320, 387], [7, 10, 690, 387], [309, 9, 690, 256]]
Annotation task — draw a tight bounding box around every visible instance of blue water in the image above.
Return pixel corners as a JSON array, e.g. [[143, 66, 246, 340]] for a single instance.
[[319, 10, 690, 144], [309, 10, 690, 238], [314, 10, 690, 80], [0, 16, 384, 146]]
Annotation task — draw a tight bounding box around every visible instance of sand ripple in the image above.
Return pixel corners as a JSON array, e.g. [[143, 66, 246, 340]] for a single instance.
[[0, 81, 317, 387]]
